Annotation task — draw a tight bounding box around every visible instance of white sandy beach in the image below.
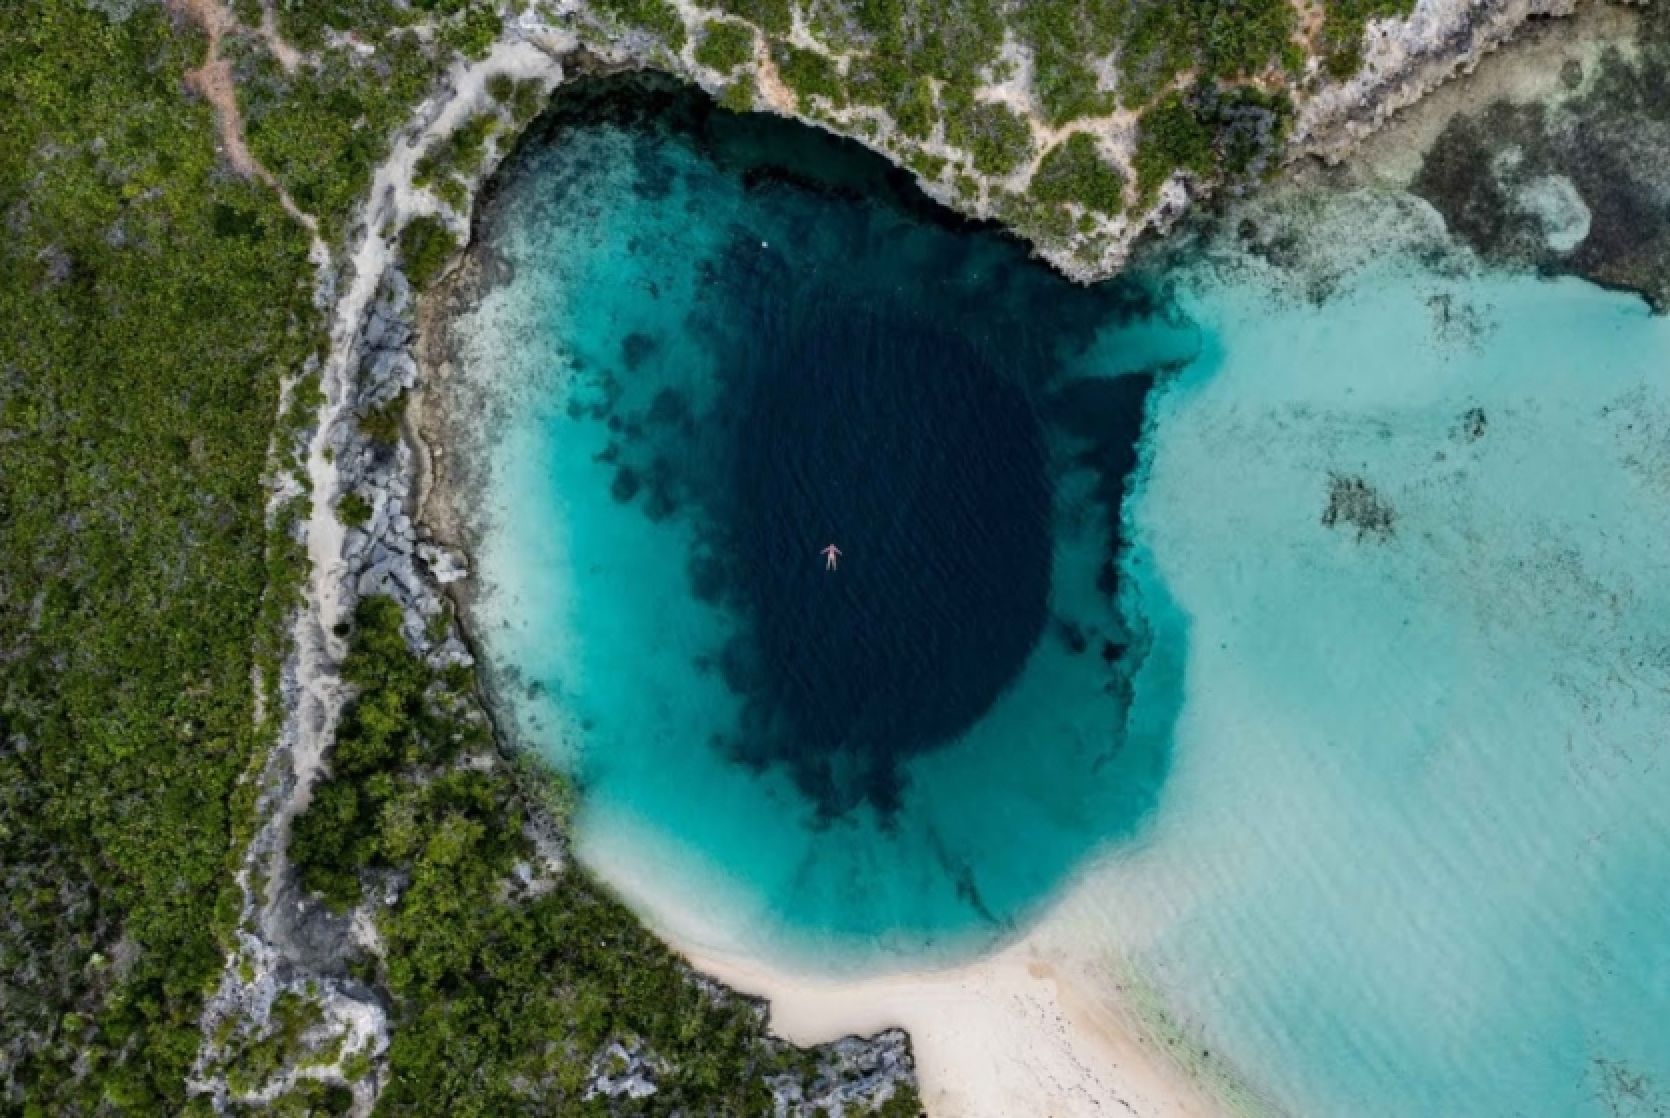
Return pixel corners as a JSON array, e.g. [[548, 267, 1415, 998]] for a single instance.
[[680, 900, 1238, 1118]]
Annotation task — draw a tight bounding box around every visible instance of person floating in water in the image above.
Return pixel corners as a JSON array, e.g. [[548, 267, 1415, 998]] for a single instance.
[[821, 544, 842, 571]]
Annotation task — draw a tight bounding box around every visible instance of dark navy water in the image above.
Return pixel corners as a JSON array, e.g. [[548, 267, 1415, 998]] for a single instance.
[[450, 73, 1190, 962], [474, 74, 1177, 829], [718, 298, 1054, 813]]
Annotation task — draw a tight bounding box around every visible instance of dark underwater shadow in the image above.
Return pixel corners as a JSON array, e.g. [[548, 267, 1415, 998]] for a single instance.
[[461, 69, 1196, 945]]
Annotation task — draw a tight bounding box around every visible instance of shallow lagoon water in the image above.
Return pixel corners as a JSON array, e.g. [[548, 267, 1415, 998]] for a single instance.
[[1055, 192, 1670, 1114], [446, 77, 1670, 1115]]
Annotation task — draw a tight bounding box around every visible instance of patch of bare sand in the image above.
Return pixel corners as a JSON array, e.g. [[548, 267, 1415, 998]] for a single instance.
[[682, 931, 1242, 1118]]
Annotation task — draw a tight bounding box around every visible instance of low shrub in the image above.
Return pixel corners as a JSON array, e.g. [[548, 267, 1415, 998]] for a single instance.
[[1132, 92, 1215, 202], [1320, 0, 1417, 79], [711, 0, 791, 35], [720, 75, 758, 112], [696, 19, 756, 74], [337, 491, 373, 528], [774, 43, 846, 106], [398, 216, 458, 289], [944, 96, 1033, 176], [593, 0, 688, 49], [1031, 132, 1126, 215]]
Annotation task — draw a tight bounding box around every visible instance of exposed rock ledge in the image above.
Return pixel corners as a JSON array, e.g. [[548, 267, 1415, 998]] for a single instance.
[[1294, 0, 1581, 163], [357, 0, 1585, 292], [194, 28, 918, 1111], [531, 0, 1578, 281]]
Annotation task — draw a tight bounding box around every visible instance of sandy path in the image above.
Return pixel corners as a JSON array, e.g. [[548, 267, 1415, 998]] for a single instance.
[[190, 20, 569, 1112], [170, 0, 322, 240], [259, 5, 305, 73]]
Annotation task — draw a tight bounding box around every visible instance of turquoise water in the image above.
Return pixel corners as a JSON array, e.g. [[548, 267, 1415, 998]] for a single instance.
[[450, 78, 1670, 1115], [1077, 194, 1670, 1115], [453, 77, 1193, 964]]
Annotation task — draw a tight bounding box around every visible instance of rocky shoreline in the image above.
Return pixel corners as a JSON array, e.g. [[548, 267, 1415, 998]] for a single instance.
[[199, 0, 1592, 1111], [512, 0, 1592, 283], [193, 27, 923, 1111], [1292, 0, 1580, 162]]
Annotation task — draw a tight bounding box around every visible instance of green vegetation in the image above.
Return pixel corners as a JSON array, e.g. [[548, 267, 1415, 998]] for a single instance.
[[849, 0, 1005, 104], [229, 28, 439, 245], [1032, 133, 1126, 216], [582, 0, 1392, 244], [775, 42, 847, 107], [488, 72, 550, 126], [880, 1088, 928, 1117], [233, 0, 514, 244], [710, 0, 793, 37], [1190, 0, 1297, 83], [905, 149, 950, 181], [1133, 92, 1219, 202], [289, 598, 916, 1113], [338, 492, 374, 529], [1320, 0, 1418, 79], [581, 0, 1381, 233], [0, 2, 317, 1111], [398, 216, 459, 290], [849, 64, 938, 140], [291, 597, 460, 911], [214, 988, 349, 1098], [697, 19, 758, 75], [272, 0, 502, 59], [433, 1, 504, 59], [1009, 0, 1123, 125], [414, 110, 500, 211], [487, 71, 518, 102], [722, 75, 761, 112], [1132, 86, 1294, 203], [1012, 0, 1297, 118], [0, 0, 528, 1102], [594, 0, 689, 50], [359, 390, 410, 446], [944, 97, 1034, 176]]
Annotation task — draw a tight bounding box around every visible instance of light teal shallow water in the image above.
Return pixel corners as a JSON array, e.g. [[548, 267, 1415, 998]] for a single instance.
[[449, 82, 1670, 1116], [1079, 194, 1670, 1115]]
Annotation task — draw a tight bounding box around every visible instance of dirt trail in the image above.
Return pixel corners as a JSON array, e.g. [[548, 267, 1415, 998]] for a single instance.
[[170, 0, 322, 242], [260, 5, 305, 73]]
